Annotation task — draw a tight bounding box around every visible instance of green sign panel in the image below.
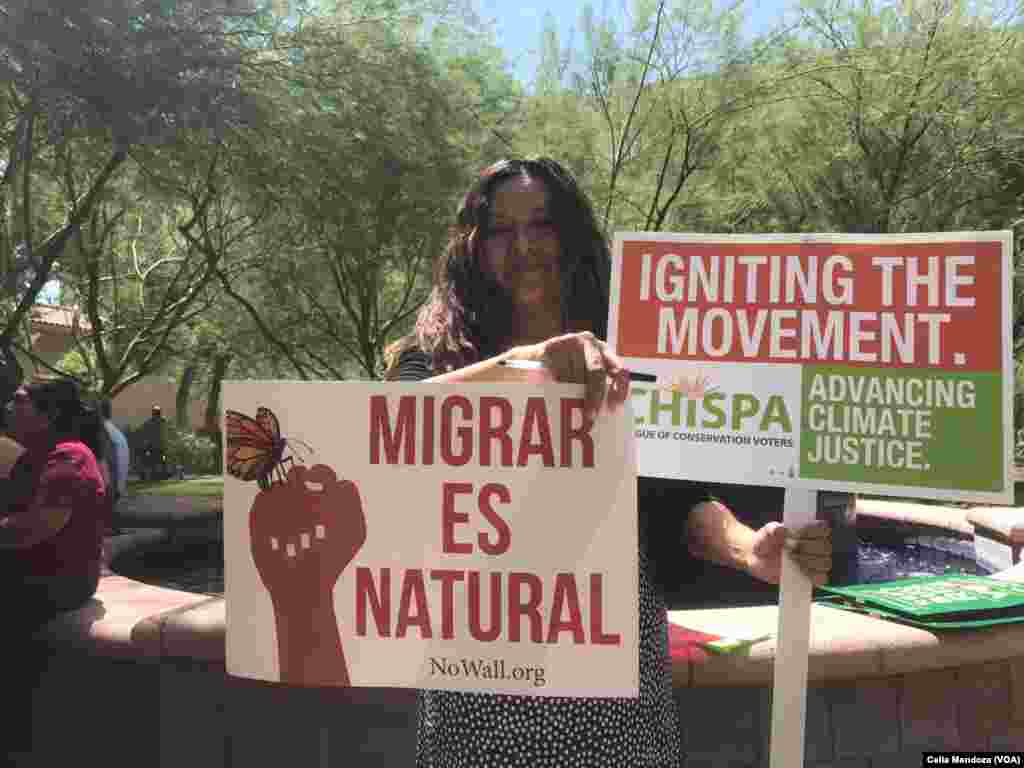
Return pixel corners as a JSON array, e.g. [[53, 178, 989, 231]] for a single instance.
[[818, 576, 1024, 629], [799, 367, 1003, 492]]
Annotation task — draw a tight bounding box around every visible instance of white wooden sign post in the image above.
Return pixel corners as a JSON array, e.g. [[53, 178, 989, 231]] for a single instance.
[[771, 488, 818, 768]]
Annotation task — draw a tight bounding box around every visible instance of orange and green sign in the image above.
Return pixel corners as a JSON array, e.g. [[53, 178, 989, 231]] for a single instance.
[[608, 232, 1014, 504]]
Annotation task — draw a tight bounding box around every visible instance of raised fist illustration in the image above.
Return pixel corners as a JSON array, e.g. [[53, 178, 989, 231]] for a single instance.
[[250, 464, 366, 597], [248, 464, 367, 686]]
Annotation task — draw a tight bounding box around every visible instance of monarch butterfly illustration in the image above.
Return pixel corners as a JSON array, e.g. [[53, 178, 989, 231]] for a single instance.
[[225, 407, 299, 490]]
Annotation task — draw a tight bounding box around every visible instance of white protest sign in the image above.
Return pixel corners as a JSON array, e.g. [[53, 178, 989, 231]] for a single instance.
[[608, 231, 1014, 768], [224, 381, 638, 698], [608, 231, 1014, 504]]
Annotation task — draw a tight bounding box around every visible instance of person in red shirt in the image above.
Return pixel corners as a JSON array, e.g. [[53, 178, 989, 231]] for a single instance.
[[1, 377, 111, 630], [2, 377, 111, 759]]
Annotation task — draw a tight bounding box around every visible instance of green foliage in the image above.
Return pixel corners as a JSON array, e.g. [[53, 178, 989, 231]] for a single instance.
[[6, 0, 1022, 428], [0, 0, 257, 356], [216, 13, 479, 378], [0, 0, 249, 149], [516, 0, 1024, 445], [163, 426, 221, 475], [724, 0, 1023, 234], [124, 421, 221, 475], [126, 476, 223, 497]]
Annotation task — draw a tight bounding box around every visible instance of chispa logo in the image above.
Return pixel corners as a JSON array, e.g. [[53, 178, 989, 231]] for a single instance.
[[631, 371, 793, 434]]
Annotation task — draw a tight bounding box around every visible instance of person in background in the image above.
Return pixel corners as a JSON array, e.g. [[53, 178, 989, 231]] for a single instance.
[[0, 343, 26, 492], [98, 398, 129, 535], [2, 378, 110, 625], [1, 377, 110, 760], [139, 403, 166, 480], [383, 157, 832, 767], [0, 343, 22, 419], [100, 398, 129, 503]]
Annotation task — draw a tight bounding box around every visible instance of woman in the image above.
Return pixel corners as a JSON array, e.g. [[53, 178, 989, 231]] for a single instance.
[[1, 378, 111, 631], [385, 157, 831, 767]]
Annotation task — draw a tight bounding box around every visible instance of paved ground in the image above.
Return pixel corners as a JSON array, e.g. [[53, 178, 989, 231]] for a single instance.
[[114, 491, 221, 529]]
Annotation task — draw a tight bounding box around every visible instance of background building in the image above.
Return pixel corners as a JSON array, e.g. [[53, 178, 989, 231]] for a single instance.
[[21, 304, 209, 430]]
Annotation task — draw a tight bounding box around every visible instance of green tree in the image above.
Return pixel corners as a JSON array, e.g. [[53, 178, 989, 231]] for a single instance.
[[55, 139, 257, 396], [216, 17, 472, 378], [534, 11, 573, 96], [520, 0, 788, 235], [745, 0, 1023, 233], [425, 7, 524, 163], [0, 0, 254, 360]]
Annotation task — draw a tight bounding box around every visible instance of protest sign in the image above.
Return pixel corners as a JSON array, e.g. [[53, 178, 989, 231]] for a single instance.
[[223, 381, 638, 697], [818, 574, 1024, 628], [608, 232, 1014, 504]]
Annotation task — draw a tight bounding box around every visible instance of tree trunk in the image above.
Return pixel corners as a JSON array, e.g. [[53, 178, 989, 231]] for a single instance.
[[204, 354, 231, 471], [175, 365, 196, 430], [204, 355, 230, 433]]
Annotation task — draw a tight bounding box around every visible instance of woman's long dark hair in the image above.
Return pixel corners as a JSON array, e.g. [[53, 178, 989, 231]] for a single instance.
[[25, 378, 106, 461], [384, 157, 611, 376]]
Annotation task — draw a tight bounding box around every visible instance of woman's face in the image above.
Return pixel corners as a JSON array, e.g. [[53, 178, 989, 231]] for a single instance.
[[10, 386, 50, 443], [480, 174, 561, 314]]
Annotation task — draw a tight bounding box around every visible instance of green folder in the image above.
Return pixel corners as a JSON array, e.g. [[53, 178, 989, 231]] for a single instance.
[[815, 575, 1024, 630]]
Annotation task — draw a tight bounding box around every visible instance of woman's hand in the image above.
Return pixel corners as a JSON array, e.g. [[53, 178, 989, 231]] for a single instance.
[[688, 501, 832, 587], [747, 521, 832, 587], [505, 332, 630, 424]]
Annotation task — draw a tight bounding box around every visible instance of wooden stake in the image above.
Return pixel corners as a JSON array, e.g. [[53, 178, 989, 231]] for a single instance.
[[769, 488, 818, 768]]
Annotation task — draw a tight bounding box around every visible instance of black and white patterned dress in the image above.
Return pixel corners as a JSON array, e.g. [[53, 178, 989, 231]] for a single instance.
[[397, 349, 687, 767], [414, 547, 682, 767]]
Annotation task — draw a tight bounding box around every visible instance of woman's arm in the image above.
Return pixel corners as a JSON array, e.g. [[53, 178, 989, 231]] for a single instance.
[[0, 446, 91, 549], [686, 499, 755, 572], [1, 437, 29, 520], [0, 504, 72, 549], [687, 499, 832, 586], [425, 348, 530, 383], [427, 332, 630, 423]]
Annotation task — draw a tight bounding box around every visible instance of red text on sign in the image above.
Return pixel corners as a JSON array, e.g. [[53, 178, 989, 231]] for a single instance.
[[354, 567, 621, 646], [369, 395, 595, 468], [442, 481, 512, 556]]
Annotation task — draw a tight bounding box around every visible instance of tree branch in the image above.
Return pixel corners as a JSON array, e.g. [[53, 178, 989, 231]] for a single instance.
[[1, 148, 127, 347], [215, 267, 311, 380]]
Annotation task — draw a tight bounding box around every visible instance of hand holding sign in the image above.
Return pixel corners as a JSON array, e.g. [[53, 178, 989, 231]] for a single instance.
[[249, 464, 366, 686], [747, 521, 832, 587], [505, 331, 631, 424]]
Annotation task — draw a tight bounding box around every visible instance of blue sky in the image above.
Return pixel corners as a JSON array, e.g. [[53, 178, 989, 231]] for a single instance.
[[477, 0, 792, 87]]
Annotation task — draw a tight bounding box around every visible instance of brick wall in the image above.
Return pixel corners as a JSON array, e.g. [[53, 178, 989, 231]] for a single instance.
[[110, 377, 209, 431]]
